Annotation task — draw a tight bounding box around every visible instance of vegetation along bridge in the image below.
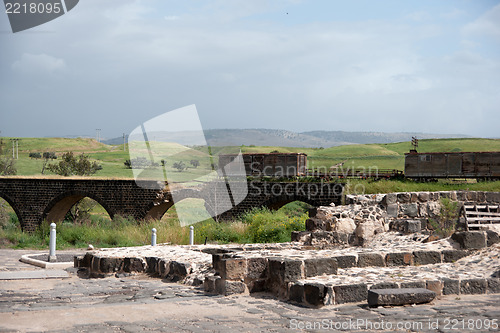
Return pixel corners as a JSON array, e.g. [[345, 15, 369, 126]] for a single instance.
[[0, 178, 344, 232]]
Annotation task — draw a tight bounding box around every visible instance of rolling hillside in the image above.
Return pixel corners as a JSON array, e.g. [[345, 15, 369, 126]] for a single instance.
[[1, 137, 499, 177]]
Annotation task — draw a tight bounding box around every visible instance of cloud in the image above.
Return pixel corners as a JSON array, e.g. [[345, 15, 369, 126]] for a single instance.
[[11, 53, 66, 74], [463, 4, 500, 41]]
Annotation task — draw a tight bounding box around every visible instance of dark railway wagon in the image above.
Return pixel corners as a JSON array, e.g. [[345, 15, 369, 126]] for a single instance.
[[405, 151, 500, 180], [218, 153, 307, 177]]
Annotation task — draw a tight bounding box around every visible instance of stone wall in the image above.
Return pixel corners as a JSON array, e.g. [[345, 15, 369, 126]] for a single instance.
[[298, 191, 500, 246]]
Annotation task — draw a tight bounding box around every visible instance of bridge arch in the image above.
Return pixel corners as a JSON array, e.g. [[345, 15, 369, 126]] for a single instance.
[[0, 191, 22, 225], [145, 188, 204, 222], [43, 191, 113, 224]]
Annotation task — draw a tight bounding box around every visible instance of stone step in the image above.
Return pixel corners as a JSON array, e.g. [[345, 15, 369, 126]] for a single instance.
[[367, 288, 436, 307]]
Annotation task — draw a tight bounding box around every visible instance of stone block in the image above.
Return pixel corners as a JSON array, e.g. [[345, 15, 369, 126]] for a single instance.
[[487, 278, 500, 294], [304, 283, 327, 306], [404, 220, 421, 234], [382, 193, 397, 206], [357, 253, 385, 267], [246, 257, 267, 280], [386, 252, 413, 266], [370, 282, 399, 290], [426, 280, 443, 296], [304, 257, 338, 277], [158, 259, 170, 277], [400, 281, 426, 289], [204, 275, 220, 293], [460, 279, 487, 295], [418, 192, 430, 202], [167, 261, 191, 281], [288, 283, 304, 303], [215, 278, 247, 296], [305, 218, 326, 231], [268, 258, 303, 284], [310, 231, 350, 246], [333, 284, 368, 304], [442, 278, 460, 295], [400, 203, 418, 217], [441, 249, 468, 263], [219, 258, 247, 281], [123, 257, 145, 273], [397, 192, 411, 203], [386, 204, 398, 218], [456, 191, 467, 201], [367, 288, 436, 307], [486, 230, 500, 247], [413, 251, 441, 265], [451, 231, 487, 250], [485, 192, 500, 204], [334, 255, 357, 268]]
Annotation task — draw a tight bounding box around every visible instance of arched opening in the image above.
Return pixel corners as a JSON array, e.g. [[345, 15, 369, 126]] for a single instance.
[[276, 200, 314, 217], [264, 197, 315, 214], [160, 198, 212, 227], [0, 196, 21, 234], [44, 193, 112, 224]]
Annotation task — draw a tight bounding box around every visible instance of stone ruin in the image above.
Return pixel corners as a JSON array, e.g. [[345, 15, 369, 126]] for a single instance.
[[293, 190, 500, 247]]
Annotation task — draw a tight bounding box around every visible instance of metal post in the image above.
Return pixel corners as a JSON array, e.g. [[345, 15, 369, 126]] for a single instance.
[[49, 223, 57, 262], [16, 140, 18, 159], [151, 228, 157, 246], [189, 226, 194, 245]]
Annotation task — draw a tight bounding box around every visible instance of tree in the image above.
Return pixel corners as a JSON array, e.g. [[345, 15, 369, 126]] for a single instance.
[[47, 152, 102, 176], [29, 152, 42, 159], [0, 156, 16, 175], [172, 161, 187, 172], [65, 197, 97, 224], [190, 159, 200, 168]]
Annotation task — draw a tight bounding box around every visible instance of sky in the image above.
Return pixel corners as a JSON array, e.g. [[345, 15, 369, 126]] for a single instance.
[[0, 0, 499, 139]]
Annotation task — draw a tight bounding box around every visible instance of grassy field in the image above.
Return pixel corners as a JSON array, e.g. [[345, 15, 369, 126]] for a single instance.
[[2, 136, 500, 178]]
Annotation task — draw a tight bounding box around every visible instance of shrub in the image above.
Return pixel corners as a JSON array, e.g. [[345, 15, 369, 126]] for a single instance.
[[428, 198, 460, 239]]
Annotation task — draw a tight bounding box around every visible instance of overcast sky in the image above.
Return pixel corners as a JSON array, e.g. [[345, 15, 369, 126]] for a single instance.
[[1, 0, 499, 139]]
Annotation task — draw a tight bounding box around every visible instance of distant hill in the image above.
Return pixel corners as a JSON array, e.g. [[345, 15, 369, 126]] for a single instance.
[[104, 129, 469, 148]]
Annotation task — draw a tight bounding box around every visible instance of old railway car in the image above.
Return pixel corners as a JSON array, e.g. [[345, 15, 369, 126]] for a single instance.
[[405, 151, 500, 180], [218, 153, 307, 177]]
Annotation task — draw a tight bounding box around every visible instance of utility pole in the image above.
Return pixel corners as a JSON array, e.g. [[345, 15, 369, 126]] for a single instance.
[[96, 129, 101, 143]]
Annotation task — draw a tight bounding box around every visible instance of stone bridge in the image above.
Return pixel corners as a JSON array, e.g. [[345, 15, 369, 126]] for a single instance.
[[0, 178, 344, 232]]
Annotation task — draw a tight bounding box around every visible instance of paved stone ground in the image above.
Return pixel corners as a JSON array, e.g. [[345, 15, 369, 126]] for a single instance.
[[0, 249, 499, 332]]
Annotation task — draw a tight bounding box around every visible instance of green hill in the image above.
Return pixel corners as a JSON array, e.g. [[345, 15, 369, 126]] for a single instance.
[[1, 137, 499, 177]]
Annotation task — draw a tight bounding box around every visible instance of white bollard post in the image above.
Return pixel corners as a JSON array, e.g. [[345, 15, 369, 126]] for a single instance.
[[49, 223, 57, 262], [189, 226, 194, 245], [151, 228, 157, 246]]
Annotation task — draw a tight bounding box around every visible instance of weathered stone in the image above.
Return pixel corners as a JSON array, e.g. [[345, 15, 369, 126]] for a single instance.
[[382, 193, 397, 206], [310, 231, 350, 246], [386, 204, 398, 218], [288, 283, 304, 303], [418, 192, 429, 202], [268, 258, 303, 284], [400, 203, 418, 217], [219, 258, 247, 281], [413, 250, 441, 265], [215, 278, 247, 296], [426, 280, 443, 296], [246, 257, 267, 280], [427, 201, 441, 218], [334, 255, 357, 268], [485, 192, 500, 203], [333, 284, 368, 304], [442, 278, 460, 295], [370, 282, 399, 290], [367, 288, 436, 307], [145, 257, 159, 274], [204, 275, 220, 293], [404, 220, 421, 234], [441, 249, 468, 263], [487, 278, 500, 294], [334, 218, 356, 234], [304, 283, 327, 306], [400, 281, 426, 289], [305, 218, 326, 231], [123, 257, 145, 273], [291, 231, 311, 243], [451, 231, 487, 250], [357, 253, 385, 267], [486, 229, 500, 247], [397, 192, 411, 203], [386, 252, 413, 266], [167, 261, 191, 281], [460, 278, 487, 295], [304, 258, 337, 277]]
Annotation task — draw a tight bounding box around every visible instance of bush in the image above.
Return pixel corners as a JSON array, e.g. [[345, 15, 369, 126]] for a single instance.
[[428, 198, 460, 239]]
